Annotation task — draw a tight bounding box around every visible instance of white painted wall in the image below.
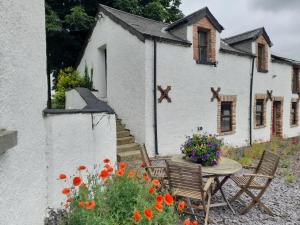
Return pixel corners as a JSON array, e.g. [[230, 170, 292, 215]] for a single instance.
[[78, 15, 146, 145], [65, 89, 87, 109], [45, 113, 116, 208], [0, 0, 47, 224], [145, 38, 253, 155]]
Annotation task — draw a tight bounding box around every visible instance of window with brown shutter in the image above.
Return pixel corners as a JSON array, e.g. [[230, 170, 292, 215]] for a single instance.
[[291, 101, 298, 126], [198, 30, 209, 63], [257, 44, 265, 72]]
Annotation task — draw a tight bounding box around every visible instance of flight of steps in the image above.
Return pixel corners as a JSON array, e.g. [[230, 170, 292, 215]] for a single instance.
[[116, 118, 142, 163]]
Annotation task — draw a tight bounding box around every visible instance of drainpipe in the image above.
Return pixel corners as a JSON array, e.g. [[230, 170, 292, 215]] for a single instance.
[[47, 66, 52, 109], [153, 38, 159, 155], [249, 56, 255, 146]]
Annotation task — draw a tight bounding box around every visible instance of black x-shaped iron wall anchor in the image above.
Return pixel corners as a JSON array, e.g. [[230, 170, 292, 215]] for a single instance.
[[266, 90, 273, 102], [211, 87, 221, 102], [158, 85, 171, 103]]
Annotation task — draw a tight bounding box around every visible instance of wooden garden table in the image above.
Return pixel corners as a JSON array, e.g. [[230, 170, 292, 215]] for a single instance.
[[171, 154, 242, 214]]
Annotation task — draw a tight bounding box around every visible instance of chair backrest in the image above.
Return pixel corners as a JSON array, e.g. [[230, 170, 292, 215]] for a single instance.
[[140, 144, 152, 167], [166, 160, 203, 193], [255, 150, 280, 177]]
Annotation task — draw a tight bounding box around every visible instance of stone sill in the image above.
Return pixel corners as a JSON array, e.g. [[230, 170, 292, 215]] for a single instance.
[[196, 60, 217, 66], [290, 124, 298, 128], [0, 130, 18, 155], [219, 130, 235, 136], [254, 125, 266, 129], [257, 69, 268, 73]]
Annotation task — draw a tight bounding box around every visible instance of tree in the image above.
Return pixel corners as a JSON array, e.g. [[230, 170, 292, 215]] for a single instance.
[[46, 0, 184, 89]]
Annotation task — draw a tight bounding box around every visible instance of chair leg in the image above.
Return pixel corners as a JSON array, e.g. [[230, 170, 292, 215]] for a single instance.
[[204, 193, 211, 225], [230, 188, 244, 203]]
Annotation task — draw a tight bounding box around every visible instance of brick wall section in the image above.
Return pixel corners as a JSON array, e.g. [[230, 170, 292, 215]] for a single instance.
[[193, 17, 216, 62], [271, 96, 284, 138], [256, 34, 269, 72], [217, 95, 237, 136], [290, 98, 299, 127], [253, 94, 267, 129]]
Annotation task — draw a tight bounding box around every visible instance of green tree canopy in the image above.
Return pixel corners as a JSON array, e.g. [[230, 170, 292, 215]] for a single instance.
[[46, 0, 184, 87]]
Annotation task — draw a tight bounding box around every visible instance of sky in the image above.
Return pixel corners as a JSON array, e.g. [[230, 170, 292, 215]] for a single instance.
[[180, 0, 300, 61]]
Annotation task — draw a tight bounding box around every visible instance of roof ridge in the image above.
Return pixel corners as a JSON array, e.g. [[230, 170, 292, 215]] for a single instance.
[[223, 27, 264, 40], [99, 4, 170, 26]]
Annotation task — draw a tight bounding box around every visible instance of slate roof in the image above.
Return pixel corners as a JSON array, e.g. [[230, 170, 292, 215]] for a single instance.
[[165, 7, 224, 32], [220, 40, 255, 57], [99, 4, 191, 46], [223, 27, 273, 47], [271, 54, 300, 66]]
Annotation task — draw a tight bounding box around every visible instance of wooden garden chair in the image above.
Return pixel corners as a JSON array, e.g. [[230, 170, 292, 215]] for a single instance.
[[140, 145, 168, 180], [166, 160, 215, 225], [230, 150, 280, 215]]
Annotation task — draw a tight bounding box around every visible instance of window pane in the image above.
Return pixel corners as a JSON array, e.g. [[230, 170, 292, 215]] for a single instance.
[[221, 102, 232, 132]]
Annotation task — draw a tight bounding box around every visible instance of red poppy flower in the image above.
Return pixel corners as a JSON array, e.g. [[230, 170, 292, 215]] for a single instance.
[[144, 208, 153, 221], [164, 193, 173, 206], [177, 201, 185, 211], [133, 210, 141, 221], [156, 195, 163, 203], [99, 169, 109, 179], [62, 188, 70, 195], [66, 198, 73, 203], [116, 169, 123, 176], [143, 173, 149, 182], [141, 162, 145, 168], [152, 179, 160, 186], [119, 162, 126, 170], [64, 203, 69, 209], [191, 220, 198, 225], [104, 164, 113, 172], [148, 187, 154, 194], [183, 218, 191, 225], [78, 165, 86, 171], [72, 176, 82, 186], [59, 173, 67, 180], [103, 158, 110, 163], [127, 171, 135, 177], [86, 200, 95, 209], [154, 202, 163, 212], [78, 201, 85, 208]]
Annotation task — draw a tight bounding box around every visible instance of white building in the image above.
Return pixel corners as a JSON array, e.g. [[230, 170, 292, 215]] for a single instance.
[[78, 4, 300, 157]]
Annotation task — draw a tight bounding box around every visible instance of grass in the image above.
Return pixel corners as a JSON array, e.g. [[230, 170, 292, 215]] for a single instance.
[[223, 137, 299, 183]]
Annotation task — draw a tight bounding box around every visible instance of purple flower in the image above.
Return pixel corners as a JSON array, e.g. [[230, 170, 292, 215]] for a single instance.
[[216, 150, 221, 158], [201, 154, 208, 161], [211, 160, 217, 166]]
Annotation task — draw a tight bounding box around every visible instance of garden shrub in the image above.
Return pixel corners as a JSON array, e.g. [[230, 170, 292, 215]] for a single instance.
[[57, 160, 180, 225], [52, 67, 92, 109]]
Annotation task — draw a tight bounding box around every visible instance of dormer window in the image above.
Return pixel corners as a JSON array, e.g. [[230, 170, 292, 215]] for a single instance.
[[198, 29, 209, 63], [257, 44, 265, 71]]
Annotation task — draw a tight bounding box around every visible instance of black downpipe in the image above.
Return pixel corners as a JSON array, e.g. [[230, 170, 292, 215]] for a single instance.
[[47, 67, 52, 109], [153, 39, 159, 155], [249, 56, 255, 146]]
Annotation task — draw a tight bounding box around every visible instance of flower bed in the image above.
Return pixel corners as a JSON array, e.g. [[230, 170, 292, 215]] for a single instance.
[[55, 159, 197, 225]]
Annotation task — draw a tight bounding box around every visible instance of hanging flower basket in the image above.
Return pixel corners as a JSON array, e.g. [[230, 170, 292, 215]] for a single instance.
[[181, 128, 223, 166]]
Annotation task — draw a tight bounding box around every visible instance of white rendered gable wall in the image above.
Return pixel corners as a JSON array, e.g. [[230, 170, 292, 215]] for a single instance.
[[78, 15, 146, 145]]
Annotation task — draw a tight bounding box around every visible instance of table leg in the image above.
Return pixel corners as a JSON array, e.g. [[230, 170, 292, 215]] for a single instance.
[[213, 176, 236, 214]]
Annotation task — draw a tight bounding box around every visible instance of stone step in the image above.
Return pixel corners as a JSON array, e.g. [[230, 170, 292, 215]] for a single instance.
[[117, 150, 141, 162], [117, 136, 135, 145], [117, 143, 140, 153], [117, 123, 126, 131], [117, 130, 130, 138]]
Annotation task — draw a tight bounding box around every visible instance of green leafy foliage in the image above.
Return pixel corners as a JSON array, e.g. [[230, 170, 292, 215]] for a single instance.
[[53, 67, 92, 109], [59, 163, 179, 225], [65, 6, 95, 31]]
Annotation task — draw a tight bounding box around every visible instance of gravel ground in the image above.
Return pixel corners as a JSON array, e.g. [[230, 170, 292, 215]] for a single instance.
[[207, 173, 300, 225]]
